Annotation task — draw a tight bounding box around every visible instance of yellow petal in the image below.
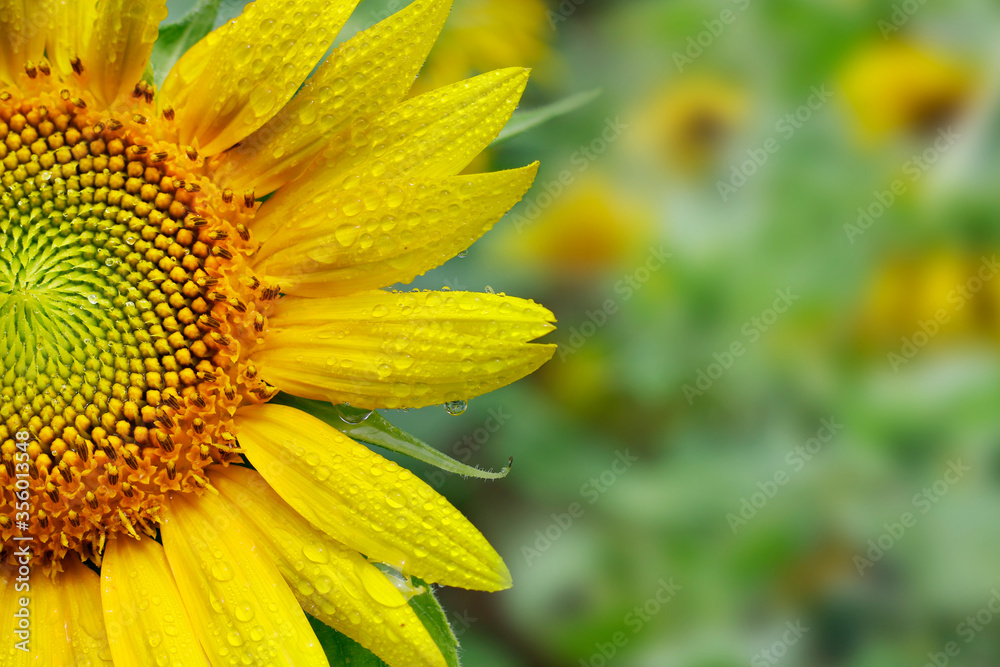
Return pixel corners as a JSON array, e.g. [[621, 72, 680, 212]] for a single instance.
[[256, 67, 530, 243], [47, 0, 96, 80], [0, 0, 53, 83], [0, 560, 112, 665], [212, 465, 448, 667], [255, 164, 538, 296], [162, 0, 360, 156], [256, 290, 556, 409], [216, 0, 454, 196], [161, 491, 329, 667], [236, 403, 513, 591], [102, 537, 209, 666], [82, 0, 167, 106]]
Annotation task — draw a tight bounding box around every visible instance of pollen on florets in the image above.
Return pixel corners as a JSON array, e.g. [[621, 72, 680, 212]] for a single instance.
[[0, 80, 278, 573]]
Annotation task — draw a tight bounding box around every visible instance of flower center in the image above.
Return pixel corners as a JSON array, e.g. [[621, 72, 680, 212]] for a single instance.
[[0, 87, 275, 571]]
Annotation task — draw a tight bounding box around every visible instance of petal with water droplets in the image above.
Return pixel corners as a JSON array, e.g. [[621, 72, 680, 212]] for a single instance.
[[217, 0, 454, 195], [161, 491, 329, 667], [162, 0, 360, 155], [0, 0, 52, 83], [255, 164, 538, 296], [82, 0, 167, 105], [255, 290, 556, 410], [212, 465, 447, 667], [102, 537, 209, 666], [0, 559, 112, 665], [256, 67, 530, 243], [235, 403, 513, 591]]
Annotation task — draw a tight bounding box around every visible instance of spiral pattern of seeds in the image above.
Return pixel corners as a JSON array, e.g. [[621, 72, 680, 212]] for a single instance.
[[0, 84, 277, 572]]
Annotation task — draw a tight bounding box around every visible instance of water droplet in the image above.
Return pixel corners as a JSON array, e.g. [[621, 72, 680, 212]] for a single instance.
[[303, 543, 330, 564], [444, 400, 467, 416], [338, 405, 372, 424], [456, 250, 468, 259], [211, 561, 233, 582], [234, 603, 254, 622]]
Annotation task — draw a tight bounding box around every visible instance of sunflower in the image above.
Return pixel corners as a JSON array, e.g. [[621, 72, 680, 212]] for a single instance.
[[855, 249, 998, 353], [414, 0, 553, 93], [0, 0, 556, 664], [839, 40, 973, 142], [631, 76, 747, 175]]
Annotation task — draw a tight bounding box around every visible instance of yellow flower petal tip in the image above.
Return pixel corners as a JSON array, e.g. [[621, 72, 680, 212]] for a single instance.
[[236, 404, 515, 591], [212, 465, 451, 667], [257, 290, 557, 409]]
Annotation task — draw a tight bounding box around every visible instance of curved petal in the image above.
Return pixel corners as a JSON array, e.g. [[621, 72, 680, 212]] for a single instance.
[[82, 0, 167, 106], [212, 465, 447, 667], [256, 164, 538, 296], [0, 0, 52, 83], [47, 0, 96, 80], [235, 403, 513, 591], [102, 537, 209, 666], [216, 0, 454, 196], [255, 67, 530, 243], [255, 290, 556, 409], [161, 491, 329, 667], [162, 0, 360, 156], [0, 560, 112, 665]]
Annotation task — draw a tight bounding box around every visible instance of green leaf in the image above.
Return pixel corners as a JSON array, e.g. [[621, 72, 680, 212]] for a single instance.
[[212, 0, 247, 29], [493, 89, 602, 144], [151, 0, 222, 85], [272, 394, 513, 482], [308, 614, 389, 667], [407, 578, 461, 667], [308, 577, 461, 667]]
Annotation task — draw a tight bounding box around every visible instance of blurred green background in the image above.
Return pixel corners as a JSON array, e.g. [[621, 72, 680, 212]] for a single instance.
[[180, 0, 1000, 664]]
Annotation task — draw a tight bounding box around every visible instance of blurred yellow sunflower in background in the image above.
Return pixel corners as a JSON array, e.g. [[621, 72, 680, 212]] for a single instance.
[[839, 40, 974, 142], [415, 0, 554, 92], [0, 0, 555, 665], [855, 249, 1000, 354], [501, 175, 651, 276], [631, 76, 747, 175]]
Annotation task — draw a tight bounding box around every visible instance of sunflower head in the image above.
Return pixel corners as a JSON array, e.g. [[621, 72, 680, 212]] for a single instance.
[[633, 76, 747, 175], [0, 1, 555, 665], [854, 249, 1000, 353], [839, 40, 973, 142]]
